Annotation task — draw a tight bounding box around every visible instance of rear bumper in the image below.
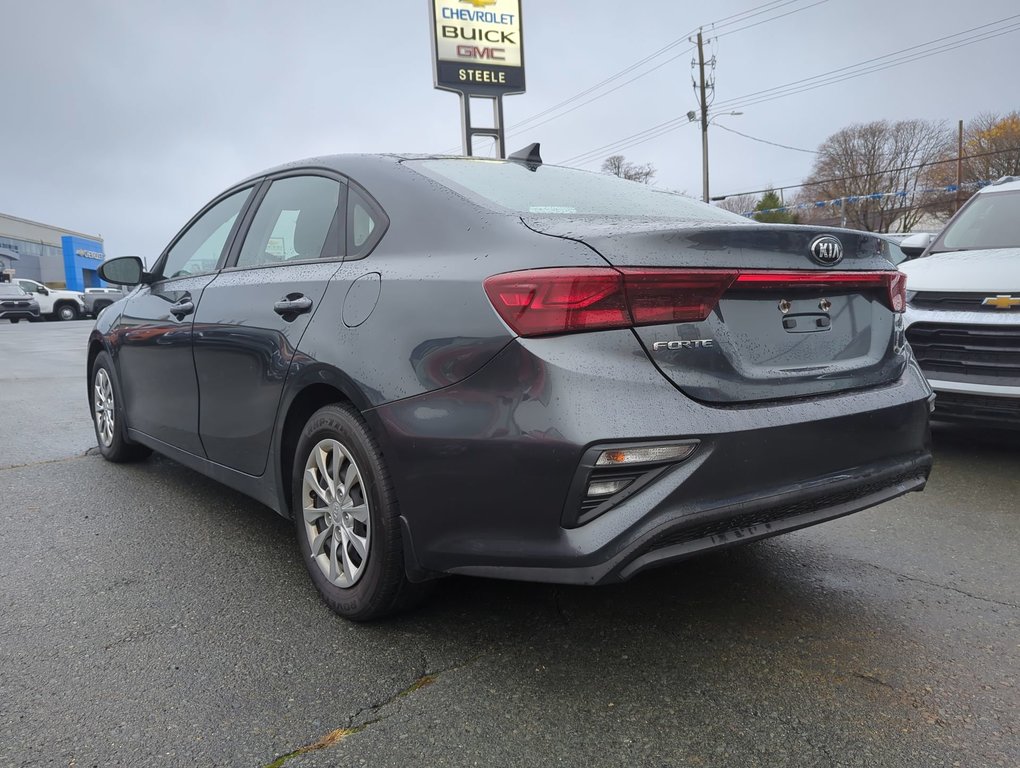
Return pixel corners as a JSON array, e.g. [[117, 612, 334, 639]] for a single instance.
[[456, 457, 928, 585], [370, 330, 933, 585]]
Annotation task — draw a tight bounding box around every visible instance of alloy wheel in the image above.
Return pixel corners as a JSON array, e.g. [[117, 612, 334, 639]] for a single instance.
[[93, 368, 115, 447], [301, 439, 371, 588]]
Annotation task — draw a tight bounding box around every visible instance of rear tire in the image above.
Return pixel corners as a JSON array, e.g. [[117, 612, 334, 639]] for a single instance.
[[90, 351, 152, 463], [291, 403, 428, 621], [56, 303, 79, 321]]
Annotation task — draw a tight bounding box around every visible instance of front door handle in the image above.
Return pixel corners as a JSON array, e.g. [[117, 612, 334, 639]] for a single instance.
[[170, 299, 194, 320], [274, 294, 313, 319]]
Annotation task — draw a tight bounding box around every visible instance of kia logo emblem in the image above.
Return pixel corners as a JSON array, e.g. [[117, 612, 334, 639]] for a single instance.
[[809, 235, 844, 265]]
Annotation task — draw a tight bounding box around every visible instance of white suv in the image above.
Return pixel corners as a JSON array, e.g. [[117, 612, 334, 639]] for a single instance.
[[899, 176, 1020, 429], [15, 279, 86, 321]]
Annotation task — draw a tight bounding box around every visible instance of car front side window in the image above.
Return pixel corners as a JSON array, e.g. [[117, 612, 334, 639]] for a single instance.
[[160, 187, 252, 280]]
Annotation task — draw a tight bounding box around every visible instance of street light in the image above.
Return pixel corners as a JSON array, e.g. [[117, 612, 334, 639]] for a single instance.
[[689, 110, 743, 203]]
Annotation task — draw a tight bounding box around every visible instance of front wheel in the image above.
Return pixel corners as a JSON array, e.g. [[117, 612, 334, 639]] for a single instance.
[[56, 303, 79, 321], [291, 404, 427, 621], [90, 351, 152, 463]]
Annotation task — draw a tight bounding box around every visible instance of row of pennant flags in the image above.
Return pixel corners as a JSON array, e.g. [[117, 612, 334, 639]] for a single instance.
[[739, 179, 991, 217]]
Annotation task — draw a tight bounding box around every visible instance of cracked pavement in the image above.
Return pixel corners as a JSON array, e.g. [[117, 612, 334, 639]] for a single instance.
[[1, 322, 1017, 767]]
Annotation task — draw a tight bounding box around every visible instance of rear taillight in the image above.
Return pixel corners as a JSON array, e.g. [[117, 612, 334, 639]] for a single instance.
[[887, 271, 907, 312], [731, 271, 906, 312], [484, 268, 905, 337], [619, 268, 737, 325], [481, 268, 629, 337]]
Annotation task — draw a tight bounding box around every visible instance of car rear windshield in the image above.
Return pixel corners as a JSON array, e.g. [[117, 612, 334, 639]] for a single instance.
[[935, 189, 1020, 252], [409, 159, 747, 223]]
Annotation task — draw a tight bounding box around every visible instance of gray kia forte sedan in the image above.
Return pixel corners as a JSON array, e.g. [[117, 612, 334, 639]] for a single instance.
[[88, 151, 933, 620]]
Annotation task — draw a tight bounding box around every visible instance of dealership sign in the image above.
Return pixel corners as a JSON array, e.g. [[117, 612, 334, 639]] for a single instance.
[[431, 0, 525, 96]]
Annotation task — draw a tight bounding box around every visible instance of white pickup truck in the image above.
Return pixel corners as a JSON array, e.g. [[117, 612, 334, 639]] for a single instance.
[[15, 278, 86, 321]]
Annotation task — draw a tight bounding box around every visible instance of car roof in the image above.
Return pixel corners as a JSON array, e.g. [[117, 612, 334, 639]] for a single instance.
[[236, 153, 541, 187], [237, 153, 461, 184], [978, 176, 1020, 194]]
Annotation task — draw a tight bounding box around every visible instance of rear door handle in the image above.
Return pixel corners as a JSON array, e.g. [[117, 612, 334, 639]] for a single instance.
[[274, 294, 313, 319], [170, 298, 194, 320]]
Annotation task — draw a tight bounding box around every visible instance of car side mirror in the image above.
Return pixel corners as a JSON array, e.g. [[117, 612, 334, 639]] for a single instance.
[[37, 286, 49, 296], [98, 256, 152, 286], [898, 233, 932, 259]]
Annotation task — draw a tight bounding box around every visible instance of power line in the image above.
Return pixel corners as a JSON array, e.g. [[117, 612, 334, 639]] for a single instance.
[[500, 46, 694, 140], [506, 0, 807, 133], [718, 26, 1020, 113], [742, 181, 989, 217], [713, 14, 1020, 111], [713, 145, 1020, 200], [440, 0, 831, 152], [712, 0, 831, 39], [714, 123, 818, 153], [563, 115, 697, 166], [560, 14, 1020, 169], [706, 0, 807, 29]]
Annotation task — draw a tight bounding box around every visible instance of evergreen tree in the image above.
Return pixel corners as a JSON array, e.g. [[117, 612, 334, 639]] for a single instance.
[[753, 190, 797, 223]]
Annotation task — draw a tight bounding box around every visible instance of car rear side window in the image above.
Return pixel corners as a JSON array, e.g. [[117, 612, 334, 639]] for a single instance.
[[161, 187, 252, 279], [410, 159, 746, 223], [347, 186, 388, 259], [236, 176, 343, 268]]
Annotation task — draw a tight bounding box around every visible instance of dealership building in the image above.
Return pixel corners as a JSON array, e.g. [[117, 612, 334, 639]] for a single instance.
[[0, 212, 106, 290]]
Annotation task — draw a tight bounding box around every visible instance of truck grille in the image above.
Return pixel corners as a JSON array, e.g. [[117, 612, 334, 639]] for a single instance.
[[932, 391, 1020, 427], [910, 292, 1010, 312], [906, 323, 1020, 380]]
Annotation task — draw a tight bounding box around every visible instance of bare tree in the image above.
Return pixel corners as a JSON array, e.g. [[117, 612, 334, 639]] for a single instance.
[[601, 155, 657, 184], [714, 193, 758, 216], [796, 120, 952, 232]]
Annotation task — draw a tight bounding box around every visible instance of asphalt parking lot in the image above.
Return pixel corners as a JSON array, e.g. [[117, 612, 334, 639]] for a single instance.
[[1, 321, 1017, 768]]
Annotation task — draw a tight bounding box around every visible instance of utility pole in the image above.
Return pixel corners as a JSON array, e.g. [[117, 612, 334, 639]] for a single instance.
[[955, 119, 964, 213], [696, 30, 710, 202]]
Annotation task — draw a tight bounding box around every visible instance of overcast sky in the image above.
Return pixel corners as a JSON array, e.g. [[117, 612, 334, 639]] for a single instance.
[[1, 0, 1017, 260]]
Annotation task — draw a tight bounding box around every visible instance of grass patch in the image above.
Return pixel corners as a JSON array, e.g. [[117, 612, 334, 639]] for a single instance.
[[399, 674, 437, 697], [265, 727, 362, 768]]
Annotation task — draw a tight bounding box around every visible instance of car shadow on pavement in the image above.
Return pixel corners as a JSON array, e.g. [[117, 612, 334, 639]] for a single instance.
[[64, 452, 1011, 766], [932, 422, 1020, 455], [130, 450, 912, 643]]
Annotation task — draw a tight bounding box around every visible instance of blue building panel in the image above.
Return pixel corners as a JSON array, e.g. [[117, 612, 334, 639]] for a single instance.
[[61, 236, 106, 290]]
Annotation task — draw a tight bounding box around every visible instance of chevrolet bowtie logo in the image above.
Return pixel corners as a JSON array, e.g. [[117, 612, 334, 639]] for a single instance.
[[460, 0, 497, 6], [982, 294, 1020, 309]]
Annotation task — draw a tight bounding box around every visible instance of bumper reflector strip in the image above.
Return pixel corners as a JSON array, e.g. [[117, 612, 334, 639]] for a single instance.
[[595, 443, 698, 467]]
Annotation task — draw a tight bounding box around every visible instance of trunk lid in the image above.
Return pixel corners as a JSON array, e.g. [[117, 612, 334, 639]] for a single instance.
[[525, 217, 907, 404]]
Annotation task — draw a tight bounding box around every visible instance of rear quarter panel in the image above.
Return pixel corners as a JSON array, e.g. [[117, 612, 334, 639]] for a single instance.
[[292, 159, 610, 408]]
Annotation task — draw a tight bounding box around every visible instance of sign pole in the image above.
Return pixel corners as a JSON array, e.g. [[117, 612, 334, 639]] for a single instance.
[[459, 94, 506, 158], [460, 93, 472, 156], [430, 0, 524, 158]]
